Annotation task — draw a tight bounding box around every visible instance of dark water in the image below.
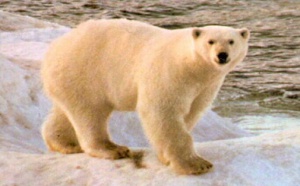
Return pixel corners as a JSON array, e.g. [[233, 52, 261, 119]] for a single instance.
[[1, 0, 299, 133]]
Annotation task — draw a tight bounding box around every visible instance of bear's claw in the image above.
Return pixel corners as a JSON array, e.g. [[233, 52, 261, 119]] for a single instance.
[[171, 156, 213, 175]]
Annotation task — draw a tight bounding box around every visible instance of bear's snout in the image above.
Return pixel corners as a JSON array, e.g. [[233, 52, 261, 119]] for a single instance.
[[217, 52, 229, 64]]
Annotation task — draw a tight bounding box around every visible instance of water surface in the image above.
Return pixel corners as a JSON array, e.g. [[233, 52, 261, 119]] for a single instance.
[[1, 0, 299, 134]]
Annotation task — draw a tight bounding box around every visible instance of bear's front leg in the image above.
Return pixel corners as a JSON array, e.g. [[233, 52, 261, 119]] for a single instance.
[[137, 96, 213, 175]]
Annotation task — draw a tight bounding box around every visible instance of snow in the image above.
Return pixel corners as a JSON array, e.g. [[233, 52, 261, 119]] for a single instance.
[[0, 10, 299, 186], [1, 131, 299, 186]]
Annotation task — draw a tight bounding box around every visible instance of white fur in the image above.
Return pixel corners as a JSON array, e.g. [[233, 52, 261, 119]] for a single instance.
[[41, 19, 249, 174]]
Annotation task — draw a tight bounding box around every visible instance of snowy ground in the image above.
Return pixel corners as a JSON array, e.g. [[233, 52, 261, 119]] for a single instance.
[[0, 11, 299, 186]]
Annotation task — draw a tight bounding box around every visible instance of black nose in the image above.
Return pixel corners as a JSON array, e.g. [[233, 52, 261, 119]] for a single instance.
[[217, 52, 228, 64]]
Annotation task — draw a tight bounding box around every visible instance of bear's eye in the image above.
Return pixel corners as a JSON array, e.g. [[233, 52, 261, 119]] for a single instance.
[[208, 40, 215, 45], [229, 40, 234, 45]]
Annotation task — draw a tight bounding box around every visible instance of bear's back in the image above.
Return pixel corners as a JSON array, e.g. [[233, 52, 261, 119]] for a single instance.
[[76, 19, 165, 41]]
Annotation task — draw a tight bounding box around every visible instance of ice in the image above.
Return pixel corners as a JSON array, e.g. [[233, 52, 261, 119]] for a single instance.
[[0, 11, 299, 186], [0, 130, 298, 186]]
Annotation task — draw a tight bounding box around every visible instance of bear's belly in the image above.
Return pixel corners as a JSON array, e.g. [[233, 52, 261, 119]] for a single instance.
[[107, 86, 138, 111], [111, 95, 137, 111]]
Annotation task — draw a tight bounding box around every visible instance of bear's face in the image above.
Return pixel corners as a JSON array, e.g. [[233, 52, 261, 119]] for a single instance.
[[193, 26, 250, 72]]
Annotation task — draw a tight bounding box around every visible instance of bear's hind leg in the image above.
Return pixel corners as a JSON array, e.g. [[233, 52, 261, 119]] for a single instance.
[[42, 106, 82, 154], [61, 104, 130, 159]]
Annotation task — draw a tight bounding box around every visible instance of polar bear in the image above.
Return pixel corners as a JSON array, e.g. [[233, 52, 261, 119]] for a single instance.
[[41, 19, 249, 175]]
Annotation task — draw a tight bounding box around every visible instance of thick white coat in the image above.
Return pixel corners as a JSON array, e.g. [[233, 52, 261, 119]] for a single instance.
[[41, 19, 249, 174]]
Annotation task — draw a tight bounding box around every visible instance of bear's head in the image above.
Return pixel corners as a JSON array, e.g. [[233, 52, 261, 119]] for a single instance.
[[192, 26, 250, 72]]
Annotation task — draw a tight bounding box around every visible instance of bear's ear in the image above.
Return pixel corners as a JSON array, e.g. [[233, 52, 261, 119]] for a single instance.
[[192, 28, 202, 39], [239, 28, 250, 40]]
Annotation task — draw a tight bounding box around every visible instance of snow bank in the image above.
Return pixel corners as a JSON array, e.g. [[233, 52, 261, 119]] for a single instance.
[[0, 11, 299, 186], [1, 129, 299, 186]]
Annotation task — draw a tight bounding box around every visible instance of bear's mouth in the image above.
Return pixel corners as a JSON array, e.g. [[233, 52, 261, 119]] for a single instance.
[[214, 57, 230, 65], [219, 58, 229, 64]]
